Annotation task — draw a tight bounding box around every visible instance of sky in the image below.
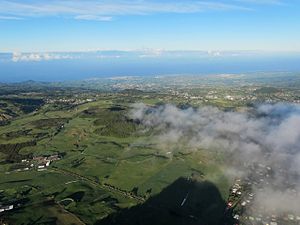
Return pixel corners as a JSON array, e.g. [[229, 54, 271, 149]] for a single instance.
[[1, 0, 300, 82], [0, 0, 300, 52]]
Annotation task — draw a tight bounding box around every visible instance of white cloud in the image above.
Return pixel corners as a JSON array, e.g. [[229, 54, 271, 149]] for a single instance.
[[130, 103, 300, 214], [96, 55, 121, 59], [74, 15, 113, 22], [207, 50, 222, 57], [7, 50, 279, 62], [11, 52, 75, 62], [138, 48, 165, 58]]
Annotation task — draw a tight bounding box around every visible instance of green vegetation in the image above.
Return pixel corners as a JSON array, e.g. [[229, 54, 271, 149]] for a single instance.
[[0, 90, 232, 224], [3, 74, 297, 225]]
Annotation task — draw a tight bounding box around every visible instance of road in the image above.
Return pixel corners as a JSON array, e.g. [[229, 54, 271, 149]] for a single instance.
[[50, 167, 145, 203]]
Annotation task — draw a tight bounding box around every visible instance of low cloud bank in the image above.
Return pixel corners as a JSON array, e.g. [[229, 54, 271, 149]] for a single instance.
[[130, 103, 300, 214], [11, 52, 75, 62]]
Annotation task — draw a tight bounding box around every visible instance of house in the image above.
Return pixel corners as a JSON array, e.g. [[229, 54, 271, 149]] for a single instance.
[[46, 154, 61, 161], [45, 161, 50, 167], [227, 202, 233, 207], [233, 214, 240, 220], [0, 205, 14, 213]]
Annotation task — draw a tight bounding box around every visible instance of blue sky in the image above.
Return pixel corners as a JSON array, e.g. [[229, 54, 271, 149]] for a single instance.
[[0, 0, 300, 52]]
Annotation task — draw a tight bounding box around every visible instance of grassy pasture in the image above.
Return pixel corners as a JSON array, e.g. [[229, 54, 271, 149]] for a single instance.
[[0, 98, 230, 224]]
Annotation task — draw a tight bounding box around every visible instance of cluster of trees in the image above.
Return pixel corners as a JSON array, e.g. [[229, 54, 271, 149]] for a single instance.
[[0, 97, 45, 113], [31, 118, 68, 129], [93, 108, 140, 138], [103, 183, 145, 201], [0, 141, 36, 163]]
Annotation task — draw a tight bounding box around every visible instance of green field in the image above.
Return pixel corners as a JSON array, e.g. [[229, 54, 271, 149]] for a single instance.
[[0, 93, 232, 225]]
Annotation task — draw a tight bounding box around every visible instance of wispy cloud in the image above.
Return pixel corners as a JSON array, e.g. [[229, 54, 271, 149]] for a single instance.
[[235, 0, 284, 5], [0, 0, 288, 22], [0, 15, 23, 20], [75, 15, 113, 22], [0, 0, 258, 21]]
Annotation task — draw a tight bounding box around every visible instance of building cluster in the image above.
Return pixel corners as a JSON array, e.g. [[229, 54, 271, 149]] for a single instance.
[[46, 98, 94, 105], [226, 163, 300, 225], [32, 154, 61, 171], [11, 154, 61, 172], [167, 85, 300, 106]]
